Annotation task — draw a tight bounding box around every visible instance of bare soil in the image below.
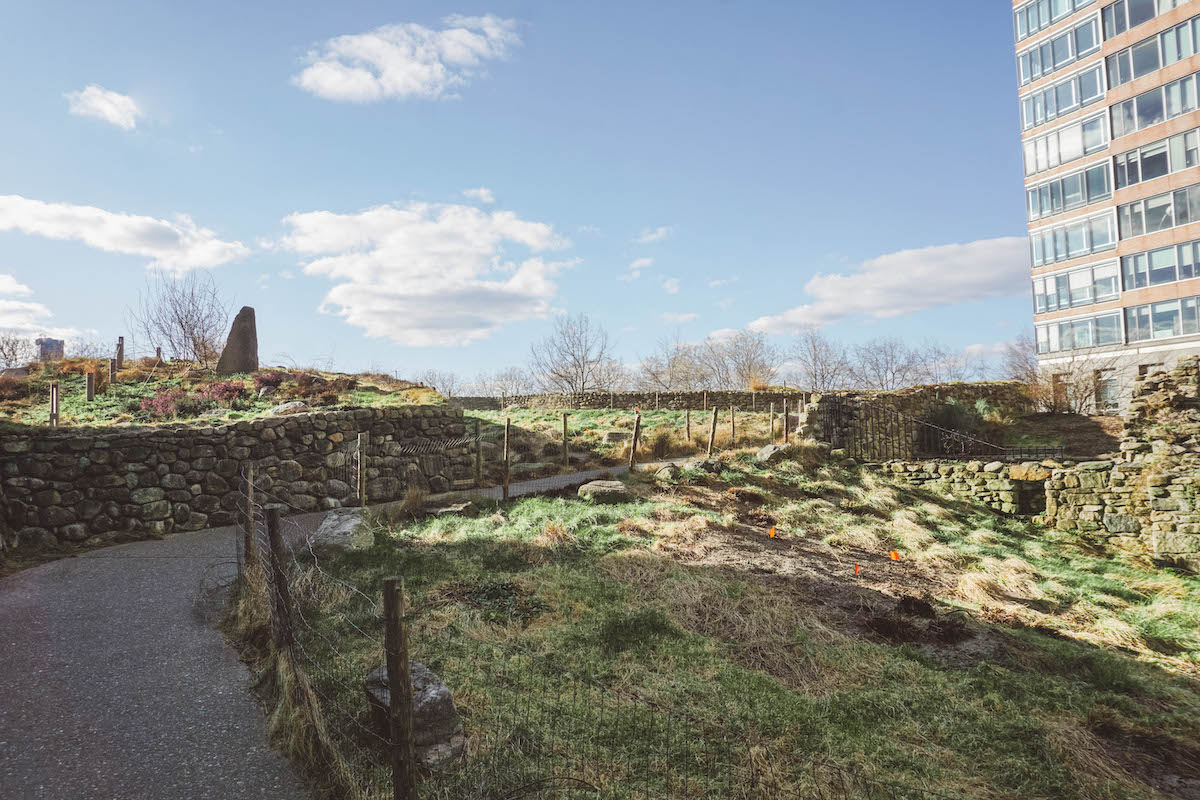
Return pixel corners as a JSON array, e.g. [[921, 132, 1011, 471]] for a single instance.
[[1006, 413, 1124, 458]]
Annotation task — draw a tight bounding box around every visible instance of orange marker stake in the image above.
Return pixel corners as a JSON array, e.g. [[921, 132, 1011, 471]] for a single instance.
[[769, 527, 776, 538], [889, 550, 900, 561], [854, 564, 861, 576]]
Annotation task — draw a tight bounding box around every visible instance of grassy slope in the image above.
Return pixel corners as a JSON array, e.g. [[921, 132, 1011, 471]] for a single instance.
[[262, 452, 1200, 800]]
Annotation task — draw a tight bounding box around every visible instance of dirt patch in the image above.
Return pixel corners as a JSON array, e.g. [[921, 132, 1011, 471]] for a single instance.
[[1005, 413, 1123, 459], [428, 578, 549, 626]]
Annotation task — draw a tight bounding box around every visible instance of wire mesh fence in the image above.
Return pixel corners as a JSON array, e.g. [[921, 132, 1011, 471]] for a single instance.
[[229, 465, 960, 800]]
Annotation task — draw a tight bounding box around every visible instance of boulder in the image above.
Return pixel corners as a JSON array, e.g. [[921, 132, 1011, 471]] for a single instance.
[[364, 662, 465, 769], [305, 508, 370, 553], [216, 306, 259, 375], [755, 444, 796, 465], [268, 401, 310, 416], [1009, 462, 1051, 482], [433, 502, 478, 518], [684, 458, 722, 474], [655, 465, 682, 482], [578, 480, 634, 503]]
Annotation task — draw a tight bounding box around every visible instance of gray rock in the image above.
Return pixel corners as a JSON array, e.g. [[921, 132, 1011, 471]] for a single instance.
[[304, 509, 370, 553], [428, 475, 450, 494], [364, 662, 465, 768], [267, 401, 309, 416], [684, 458, 722, 473], [983, 461, 1004, 473], [578, 480, 634, 503], [216, 306, 259, 375], [1103, 513, 1140, 534], [257, 386, 276, 399], [655, 465, 682, 481], [433, 502, 477, 518], [755, 444, 797, 465]]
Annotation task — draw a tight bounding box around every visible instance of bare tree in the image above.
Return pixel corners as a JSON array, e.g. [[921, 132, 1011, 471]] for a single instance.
[[0, 332, 34, 368], [916, 341, 991, 384], [529, 314, 618, 392], [999, 335, 1040, 385], [787, 327, 851, 391], [849, 337, 924, 391], [65, 337, 108, 359], [417, 369, 463, 397], [472, 366, 536, 397], [636, 333, 705, 391], [129, 272, 231, 368], [701, 330, 781, 389]]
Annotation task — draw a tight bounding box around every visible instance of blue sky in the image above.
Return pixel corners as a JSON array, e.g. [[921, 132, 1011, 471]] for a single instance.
[[0, 0, 1031, 378]]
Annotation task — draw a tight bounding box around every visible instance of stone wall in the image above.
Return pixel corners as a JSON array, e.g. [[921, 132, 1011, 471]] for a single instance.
[[866, 459, 1050, 516], [0, 406, 471, 551], [451, 390, 812, 412], [802, 382, 1032, 460]]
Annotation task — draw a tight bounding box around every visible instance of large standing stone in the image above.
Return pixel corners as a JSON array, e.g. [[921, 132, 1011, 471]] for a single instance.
[[578, 480, 634, 503], [216, 306, 259, 375]]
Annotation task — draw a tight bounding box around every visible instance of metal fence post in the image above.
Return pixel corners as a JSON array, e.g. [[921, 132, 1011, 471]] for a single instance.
[[783, 398, 790, 443], [265, 507, 295, 652], [115, 336, 124, 369], [384, 578, 417, 800], [502, 417, 511, 501]]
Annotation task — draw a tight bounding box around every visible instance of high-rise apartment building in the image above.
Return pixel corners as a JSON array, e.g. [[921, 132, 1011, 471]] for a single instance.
[[1016, 0, 1200, 410]]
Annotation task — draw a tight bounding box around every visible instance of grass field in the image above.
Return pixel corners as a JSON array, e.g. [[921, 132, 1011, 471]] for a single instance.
[[230, 448, 1200, 800]]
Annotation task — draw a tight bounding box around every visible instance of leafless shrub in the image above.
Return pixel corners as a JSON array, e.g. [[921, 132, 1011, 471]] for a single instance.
[[701, 329, 781, 390], [786, 326, 851, 391], [529, 314, 626, 392], [417, 369, 463, 397], [129, 271, 231, 368], [636, 333, 706, 391], [0, 332, 34, 368]]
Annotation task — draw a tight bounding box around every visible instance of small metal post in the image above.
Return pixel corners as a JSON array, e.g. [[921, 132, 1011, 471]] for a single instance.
[[686, 408, 691, 443], [783, 398, 790, 443]]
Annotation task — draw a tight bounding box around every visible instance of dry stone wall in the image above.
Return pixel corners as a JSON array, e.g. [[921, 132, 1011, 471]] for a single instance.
[[451, 390, 811, 413], [0, 406, 470, 551], [866, 459, 1049, 516]]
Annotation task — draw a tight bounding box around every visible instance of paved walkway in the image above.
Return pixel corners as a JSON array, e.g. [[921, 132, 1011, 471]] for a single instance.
[[0, 527, 306, 800]]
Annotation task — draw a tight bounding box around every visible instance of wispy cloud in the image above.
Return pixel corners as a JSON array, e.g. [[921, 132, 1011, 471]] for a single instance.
[[64, 85, 143, 131], [462, 187, 496, 204], [618, 257, 652, 282], [661, 277, 680, 294], [293, 15, 520, 102], [708, 277, 736, 288], [748, 237, 1030, 333], [634, 225, 672, 244], [0, 195, 249, 274], [280, 201, 573, 346], [661, 311, 697, 323], [0, 275, 76, 338]]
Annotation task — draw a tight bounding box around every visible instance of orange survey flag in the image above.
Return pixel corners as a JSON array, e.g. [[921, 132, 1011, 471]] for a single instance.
[[769, 527, 776, 538], [889, 550, 900, 561], [854, 564, 861, 576]]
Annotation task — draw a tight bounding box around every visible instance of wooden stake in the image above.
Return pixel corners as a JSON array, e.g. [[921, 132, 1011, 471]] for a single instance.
[[562, 412, 569, 468], [108, 358, 117, 384], [783, 398, 790, 443], [707, 407, 718, 457], [49, 383, 60, 427], [474, 419, 483, 486], [357, 433, 368, 506], [115, 337, 124, 370], [265, 507, 295, 652], [703, 391, 708, 411], [629, 412, 641, 469], [244, 464, 256, 572], [502, 417, 511, 501], [770, 402, 776, 443], [655, 391, 660, 410], [730, 405, 735, 448], [85, 372, 95, 402], [384, 578, 417, 800], [685, 408, 691, 443], [155, 346, 162, 362]]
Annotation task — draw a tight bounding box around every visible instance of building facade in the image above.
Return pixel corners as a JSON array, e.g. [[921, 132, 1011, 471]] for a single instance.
[[1016, 0, 1200, 411]]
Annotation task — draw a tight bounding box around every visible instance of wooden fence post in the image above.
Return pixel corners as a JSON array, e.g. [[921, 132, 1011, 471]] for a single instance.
[[116, 337, 125, 369], [783, 399, 790, 444], [562, 412, 569, 468], [502, 417, 511, 501], [108, 359, 117, 384], [730, 405, 736, 448], [685, 408, 691, 443], [384, 578, 417, 800], [49, 383, 60, 427], [85, 372, 95, 402], [265, 507, 295, 652], [243, 464, 256, 578], [707, 407, 718, 457], [474, 419, 483, 486], [655, 392, 660, 410], [703, 391, 708, 412], [770, 403, 776, 443], [357, 433, 368, 507], [628, 412, 641, 469], [155, 346, 162, 362], [609, 391, 614, 409], [752, 392, 756, 412]]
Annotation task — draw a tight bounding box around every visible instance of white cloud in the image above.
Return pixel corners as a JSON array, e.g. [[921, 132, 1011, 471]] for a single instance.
[[64, 85, 142, 131], [748, 237, 1030, 334], [0, 275, 75, 338], [634, 226, 672, 244], [661, 277, 680, 294], [280, 201, 572, 346], [708, 278, 735, 288], [618, 257, 652, 282], [462, 187, 496, 204], [278, 269, 295, 280], [661, 312, 697, 324], [706, 327, 739, 343], [256, 273, 271, 288], [0, 195, 249, 274], [293, 15, 520, 102]]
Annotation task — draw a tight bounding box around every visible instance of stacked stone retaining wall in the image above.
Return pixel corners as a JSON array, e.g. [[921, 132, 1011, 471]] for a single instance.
[[0, 406, 470, 550], [452, 390, 811, 412], [867, 459, 1049, 516]]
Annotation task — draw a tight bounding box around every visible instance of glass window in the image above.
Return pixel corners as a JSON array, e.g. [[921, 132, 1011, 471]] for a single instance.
[[1138, 89, 1165, 130], [1180, 241, 1198, 280], [1057, 81, 1077, 115], [1120, 201, 1146, 238], [1132, 38, 1161, 78], [1152, 300, 1181, 338], [1069, 269, 1093, 305], [1183, 297, 1200, 334], [1124, 253, 1148, 289], [1063, 173, 1085, 209], [1084, 116, 1099, 152], [1146, 193, 1174, 233], [1149, 246, 1178, 284], [1036, 325, 1050, 354], [1096, 314, 1121, 345], [1017, 8, 1029, 40], [1091, 214, 1115, 251], [1115, 152, 1132, 189], [1095, 263, 1119, 301], [1051, 182, 1063, 213], [1074, 319, 1095, 348], [1127, 304, 1152, 341], [1185, 131, 1200, 168], [1067, 220, 1088, 256], [1077, 21, 1098, 56], [1176, 186, 1192, 227], [1166, 80, 1186, 119], [1189, 184, 1200, 224], [1108, 51, 1131, 88], [1079, 69, 1103, 105], [1130, 0, 1157, 27], [1113, 100, 1136, 138], [1053, 33, 1073, 68], [1141, 142, 1169, 181], [1086, 164, 1109, 201], [1034, 279, 1047, 313], [1059, 321, 1076, 350]]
